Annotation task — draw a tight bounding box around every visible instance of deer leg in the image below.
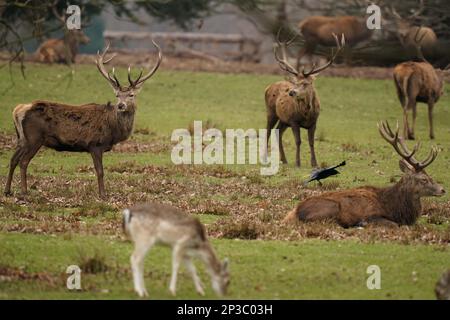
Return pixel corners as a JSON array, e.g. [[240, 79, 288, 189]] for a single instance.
[[404, 96, 416, 140], [183, 255, 205, 296], [19, 144, 41, 195], [4, 147, 25, 196], [266, 115, 278, 150], [276, 122, 288, 164], [428, 101, 435, 139], [402, 107, 410, 140], [291, 125, 302, 167], [363, 216, 399, 228], [131, 237, 156, 297], [308, 125, 318, 168], [90, 149, 106, 198], [169, 242, 185, 296]]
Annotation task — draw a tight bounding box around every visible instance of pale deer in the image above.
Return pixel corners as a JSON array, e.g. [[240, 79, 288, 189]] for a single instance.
[[4, 41, 162, 198], [296, 16, 371, 69], [393, 28, 449, 140], [123, 202, 230, 297], [284, 121, 445, 228], [265, 32, 344, 167], [36, 5, 90, 64]]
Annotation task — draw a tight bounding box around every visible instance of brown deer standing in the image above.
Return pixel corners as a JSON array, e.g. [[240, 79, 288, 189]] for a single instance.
[[296, 16, 371, 69], [265, 32, 344, 167], [393, 28, 449, 140], [4, 41, 162, 198], [284, 121, 445, 227], [36, 5, 90, 64]]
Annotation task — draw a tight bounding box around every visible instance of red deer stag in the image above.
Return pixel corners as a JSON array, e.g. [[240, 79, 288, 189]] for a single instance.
[[36, 5, 90, 64], [296, 16, 371, 69], [265, 32, 344, 167], [284, 121, 445, 227], [386, 0, 437, 58], [393, 28, 449, 140], [4, 41, 162, 198]]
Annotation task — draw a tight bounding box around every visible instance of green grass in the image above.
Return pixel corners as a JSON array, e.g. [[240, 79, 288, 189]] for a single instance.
[[0, 63, 449, 299], [0, 233, 448, 299]]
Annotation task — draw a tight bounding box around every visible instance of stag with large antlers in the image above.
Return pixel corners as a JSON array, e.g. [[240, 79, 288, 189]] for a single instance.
[[4, 41, 162, 198], [265, 32, 344, 167], [393, 27, 449, 140], [284, 121, 445, 227]]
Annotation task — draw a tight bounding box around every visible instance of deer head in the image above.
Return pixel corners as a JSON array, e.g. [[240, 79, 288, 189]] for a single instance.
[[378, 121, 445, 197], [274, 30, 344, 100], [211, 258, 230, 296], [385, 0, 425, 44], [95, 41, 162, 112]]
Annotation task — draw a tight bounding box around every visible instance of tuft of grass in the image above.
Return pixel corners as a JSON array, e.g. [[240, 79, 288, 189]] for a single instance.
[[78, 249, 109, 274]]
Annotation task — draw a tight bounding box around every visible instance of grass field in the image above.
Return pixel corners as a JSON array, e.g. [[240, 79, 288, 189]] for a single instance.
[[0, 63, 449, 299]]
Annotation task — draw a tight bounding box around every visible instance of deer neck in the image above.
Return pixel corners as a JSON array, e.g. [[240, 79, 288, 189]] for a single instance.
[[380, 180, 422, 225], [112, 105, 136, 144], [200, 242, 222, 277]]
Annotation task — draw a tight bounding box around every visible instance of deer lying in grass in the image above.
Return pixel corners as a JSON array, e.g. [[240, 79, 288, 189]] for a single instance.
[[4, 41, 162, 198], [36, 4, 90, 64], [393, 28, 449, 140], [265, 32, 344, 167], [36, 30, 90, 64], [284, 121, 445, 227], [123, 203, 230, 297]]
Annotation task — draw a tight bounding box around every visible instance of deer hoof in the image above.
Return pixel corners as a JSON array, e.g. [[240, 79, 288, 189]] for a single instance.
[[4, 191, 12, 197]]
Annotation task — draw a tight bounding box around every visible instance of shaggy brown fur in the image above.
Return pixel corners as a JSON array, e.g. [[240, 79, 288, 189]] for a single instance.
[[284, 122, 445, 227], [265, 79, 320, 167], [393, 61, 448, 140], [297, 16, 371, 68], [36, 30, 90, 64], [4, 42, 162, 198]]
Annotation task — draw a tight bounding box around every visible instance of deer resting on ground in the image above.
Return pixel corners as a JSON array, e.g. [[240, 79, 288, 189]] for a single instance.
[[284, 121, 445, 227], [123, 202, 230, 297], [4, 41, 162, 198], [265, 32, 344, 167]]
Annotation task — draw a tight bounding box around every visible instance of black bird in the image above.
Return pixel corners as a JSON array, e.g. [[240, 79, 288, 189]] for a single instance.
[[304, 161, 346, 185]]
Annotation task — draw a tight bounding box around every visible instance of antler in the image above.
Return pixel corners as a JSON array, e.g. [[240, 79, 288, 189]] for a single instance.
[[95, 42, 121, 88], [388, 0, 425, 21], [52, 0, 66, 25], [273, 29, 299, 77], [127, 39, 162, 88], [408, 0, 425, 19], [377, 120, 438, 171], [301, 33, 345, 77]]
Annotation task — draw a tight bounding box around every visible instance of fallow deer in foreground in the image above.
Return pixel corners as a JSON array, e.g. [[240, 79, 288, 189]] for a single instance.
[[4, 41, 162, 198], [123, 203, 230, 297], [284, 121, 445, 227], [265, 32, 344, 167], [393, 28, 449, 140]]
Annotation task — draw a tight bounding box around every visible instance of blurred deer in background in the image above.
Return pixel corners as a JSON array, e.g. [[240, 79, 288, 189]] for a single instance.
[[296, 16, 370, 69], [393, 27, 449, 140], [123, 203, 230, 297], [4, 41, 162, 198], [385, 0, 438, 58], [36, 4, 90, 64], [284, 121, 445, 227], [265, 31, 344, 168]]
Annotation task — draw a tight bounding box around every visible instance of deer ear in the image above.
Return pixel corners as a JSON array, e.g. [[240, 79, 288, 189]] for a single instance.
[[399, 159, 415, 173]]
